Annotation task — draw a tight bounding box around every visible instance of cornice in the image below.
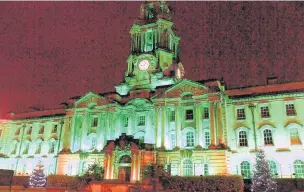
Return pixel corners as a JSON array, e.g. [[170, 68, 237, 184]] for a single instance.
[[229, 92, 304, 103]]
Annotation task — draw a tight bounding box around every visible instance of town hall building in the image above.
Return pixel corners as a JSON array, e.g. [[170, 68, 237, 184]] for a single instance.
[[0, 1, 304, 182]]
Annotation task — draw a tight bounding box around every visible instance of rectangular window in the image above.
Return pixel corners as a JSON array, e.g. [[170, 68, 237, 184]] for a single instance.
[[170, 111, 175, 122], [138, 115, 146, 126], [236, 108, 246, 120], [15, 128, 20, 136], [27, 127, 32, 135], [185, 109, 194, 120], [205, 132, 210, 148], [286, 104, 296, 116], [52, 125, 58, 133], [145, 31, 153, 52], [261, 106, 270, 118], [39, 126, 44, 134], [92, 118, 98, 127], [203, 107, 209, 119]]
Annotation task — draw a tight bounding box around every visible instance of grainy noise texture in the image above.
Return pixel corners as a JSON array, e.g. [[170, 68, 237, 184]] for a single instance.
[[0, 2, 303, 116]]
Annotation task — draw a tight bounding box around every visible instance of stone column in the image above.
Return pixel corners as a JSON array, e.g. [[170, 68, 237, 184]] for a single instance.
[[175, 105, 180, 148], [161, 106, 166, 149], [209, 102, 216, 148], [195, 102, 202, 148]]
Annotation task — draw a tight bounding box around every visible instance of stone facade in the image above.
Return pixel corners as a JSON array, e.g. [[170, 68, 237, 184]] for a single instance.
[[0, 1, 303, 181]]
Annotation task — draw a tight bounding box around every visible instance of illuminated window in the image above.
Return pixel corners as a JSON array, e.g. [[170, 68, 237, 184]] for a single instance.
[[15, 128, 20, 136], [52, 125, 58, 133], [185, 109, 193, 120], [26, 127, 32, 135], [182, 159, 193, 176], [236, 108, 246, 120], [290, 128, 302, 145], [239, 131, 248, 147], [186, 131, 194, 147], [240, 161, 251, 178], [204, 164, 209, 175], [294, 160, 304, 178], [286, 104, 296, 116], [205, 131, 210, 148], [203, 108, 209, 119], [170, 110, 175, 122], [170, 133, 176, 149], [260, 106, 270, 118], [138, 115, 146, 126], [92, 118, 98, 127], [39, 126, 44, 135], [268, 160, 278, 177], [263, 129, 273, 145]]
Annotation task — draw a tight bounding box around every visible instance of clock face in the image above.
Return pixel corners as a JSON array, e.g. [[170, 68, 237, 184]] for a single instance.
[[138, 59, 150, 71]]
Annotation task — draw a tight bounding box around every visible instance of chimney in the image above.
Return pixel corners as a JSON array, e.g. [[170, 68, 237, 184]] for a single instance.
[[266, 76, 278, 85]]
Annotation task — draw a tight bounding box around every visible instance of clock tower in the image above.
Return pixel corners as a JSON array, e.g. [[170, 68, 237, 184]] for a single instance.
[[115, 1, 185, 96]]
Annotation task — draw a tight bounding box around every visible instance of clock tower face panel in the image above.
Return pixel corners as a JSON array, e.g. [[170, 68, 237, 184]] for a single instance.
[[138, 59, 150, 71], [132, 54, 157, 73]]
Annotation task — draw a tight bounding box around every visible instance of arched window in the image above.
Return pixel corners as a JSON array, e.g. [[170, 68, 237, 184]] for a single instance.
[[11, 141, 18, 154], [79, 161, 86, 175], [182, 159, 193, 176], [50, 141, 56, 153], [170, 132, 176, 149], [186, 131, 194, 147], [36, 141, 42, 154], [48, 164, 54, 175], [268, 160, 278, 177], [239, 131, 248, 147], [240, 161, 251, 178], [263, 129, 273, 145], [91, 137, 97, 150], [290, 128, 301, 145], [204, 164, 209, 175], [23, 142, 30, 154], [294, 160, 304, 178]]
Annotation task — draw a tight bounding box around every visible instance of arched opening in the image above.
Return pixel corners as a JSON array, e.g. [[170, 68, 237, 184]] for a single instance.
[[118, 155, 131, 182]]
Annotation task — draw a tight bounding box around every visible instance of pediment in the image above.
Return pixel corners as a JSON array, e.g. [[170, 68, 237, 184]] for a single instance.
[[75, 92, 113, 108], [152, 79, 214, 99]]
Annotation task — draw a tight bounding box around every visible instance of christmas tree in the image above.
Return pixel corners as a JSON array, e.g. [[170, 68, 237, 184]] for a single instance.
[[29, 161, 46, 187], [251, 150, 277, 192]]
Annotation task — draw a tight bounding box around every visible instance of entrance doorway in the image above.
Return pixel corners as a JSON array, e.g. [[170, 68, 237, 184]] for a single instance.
[[118, 155, 131, 182]]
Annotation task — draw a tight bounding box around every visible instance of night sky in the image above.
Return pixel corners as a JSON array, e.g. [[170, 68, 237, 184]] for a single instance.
[[0, 2, 303, 117]]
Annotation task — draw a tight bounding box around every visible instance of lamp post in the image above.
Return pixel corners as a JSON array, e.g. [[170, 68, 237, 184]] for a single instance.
[[54, 120, 64, 174], [15, 124, 26, 175], [249, 104, 258, 151]]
